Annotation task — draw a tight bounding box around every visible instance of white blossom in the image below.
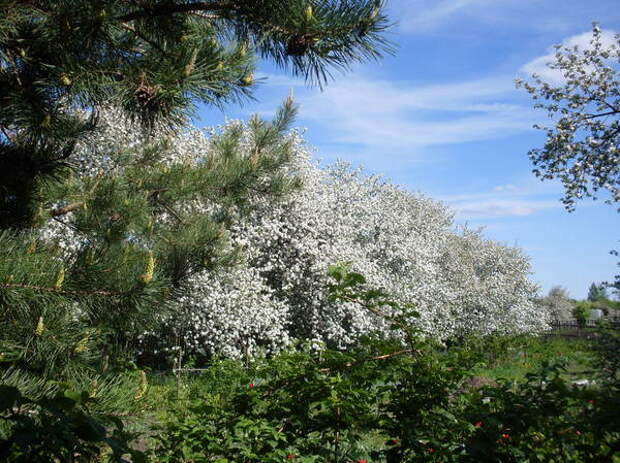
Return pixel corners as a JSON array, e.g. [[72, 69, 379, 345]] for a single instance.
[[38, 109, 549, 358]]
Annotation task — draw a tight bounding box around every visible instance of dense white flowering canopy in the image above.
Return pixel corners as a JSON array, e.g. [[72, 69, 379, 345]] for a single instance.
[[541, 286, 575, 322], [40, 109, 549, 359]]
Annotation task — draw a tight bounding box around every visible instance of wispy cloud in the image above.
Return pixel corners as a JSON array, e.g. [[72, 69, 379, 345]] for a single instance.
[[520, 28, 618, 85], [440, 183, 562, 219], [393, 0, 620, 35], [394, 0, 492, 32], [451, 198, 560, 219], [287, 74, 535, 153]]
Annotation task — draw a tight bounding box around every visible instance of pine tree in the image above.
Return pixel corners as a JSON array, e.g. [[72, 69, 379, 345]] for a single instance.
[[0, 0, 392, 228], [587, 282, 608, 302], [1, 98, 301, 385], [0, 1, 392, 390]]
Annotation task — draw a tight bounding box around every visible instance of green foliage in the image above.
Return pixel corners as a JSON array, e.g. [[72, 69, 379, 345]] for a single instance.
[[593, 321, 620, 384], [0, 384, 146, 463], [0, 100, 301, 386], [470, 335, 594, 383], [152, 337, 619, 463], [155, 338, 477, 463], [461, 363, 620, 463], [327, 262, 421, 345], [0, 0, 393, 228], [588, 282, 609, 302], [573, 302, 593, 328]]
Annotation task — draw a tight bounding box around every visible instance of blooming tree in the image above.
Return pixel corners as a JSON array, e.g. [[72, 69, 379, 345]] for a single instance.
[[36, 109, 549, 360], [166, 130, 547, 357], [516, 24, 620, 211], [540, 286, 575, 322]]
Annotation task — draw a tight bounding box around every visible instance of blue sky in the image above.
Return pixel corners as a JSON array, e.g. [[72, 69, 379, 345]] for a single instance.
[[197, 0, 620, 299]]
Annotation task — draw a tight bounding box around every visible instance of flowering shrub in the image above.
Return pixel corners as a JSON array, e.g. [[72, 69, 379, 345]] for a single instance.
[[178, 150, 547, 356], [38, 109, 548, 359]]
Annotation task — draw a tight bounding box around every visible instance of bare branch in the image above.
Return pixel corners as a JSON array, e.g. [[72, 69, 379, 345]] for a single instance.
[[50, 202, 84, 217]]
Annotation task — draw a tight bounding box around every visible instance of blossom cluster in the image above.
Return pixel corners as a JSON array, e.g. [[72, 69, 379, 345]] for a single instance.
[[39, 110, 549, 358]]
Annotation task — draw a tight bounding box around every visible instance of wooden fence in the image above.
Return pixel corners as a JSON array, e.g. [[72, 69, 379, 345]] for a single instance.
[[549, 318, 620, 330], [545, 319, 620, 339]]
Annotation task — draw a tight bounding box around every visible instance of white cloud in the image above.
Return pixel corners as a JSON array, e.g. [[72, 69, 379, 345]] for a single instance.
[[439, 180, 598, 219], [493, 184, 517, 192], [436, 180, 573, 219], [520, 28, 618, 85], [396, 0, 492, 31], [452, 199, 559, 218], [289, 74, 535, 152]]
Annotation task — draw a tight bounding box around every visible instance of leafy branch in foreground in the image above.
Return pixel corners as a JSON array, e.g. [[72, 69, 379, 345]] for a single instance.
[[327, 262, 422, 348], [0, 384, 146, 463]]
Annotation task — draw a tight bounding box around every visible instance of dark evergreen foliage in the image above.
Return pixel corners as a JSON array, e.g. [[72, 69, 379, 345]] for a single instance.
[[587, 282, 609, 302], [0, 1, 392, 395], [0, 0, 392, 227]]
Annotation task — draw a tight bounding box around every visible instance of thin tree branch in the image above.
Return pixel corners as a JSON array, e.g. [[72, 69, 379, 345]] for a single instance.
[[50, 202, 84, 217], [0, 125, 16, 143], [190, 12, 223, 20], [120, 23, 168, 56], [584, 110, 620, 120], [158, 200, 184, 224], [318, 349, 419, 372]]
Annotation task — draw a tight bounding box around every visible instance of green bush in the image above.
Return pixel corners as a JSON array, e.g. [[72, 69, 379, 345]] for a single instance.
[[153, 339, 619, 463], [0, 384, 145, 463], [154, 338, 478, 463], [461, 363, 620, 463], [573, 302, 593, 328], [593, 322, 620, 384]]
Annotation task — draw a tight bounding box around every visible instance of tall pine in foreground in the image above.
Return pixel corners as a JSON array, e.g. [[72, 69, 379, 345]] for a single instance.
[[0, 0, 392, 228], [0, 1, 392, 389], [1, 99, 302, 387]]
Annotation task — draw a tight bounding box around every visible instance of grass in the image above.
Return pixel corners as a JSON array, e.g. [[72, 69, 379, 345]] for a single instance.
[[473, 335, 596, 383], [137, 335, 599, 419]]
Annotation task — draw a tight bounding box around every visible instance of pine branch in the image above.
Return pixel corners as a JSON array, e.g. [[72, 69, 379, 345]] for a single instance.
[[119, 23, 169, 56], [117, 1, 237, 22], [0, 282, 124, 297]]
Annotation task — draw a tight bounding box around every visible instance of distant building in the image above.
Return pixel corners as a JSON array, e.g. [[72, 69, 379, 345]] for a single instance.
[[590, 309, 604, 320]]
